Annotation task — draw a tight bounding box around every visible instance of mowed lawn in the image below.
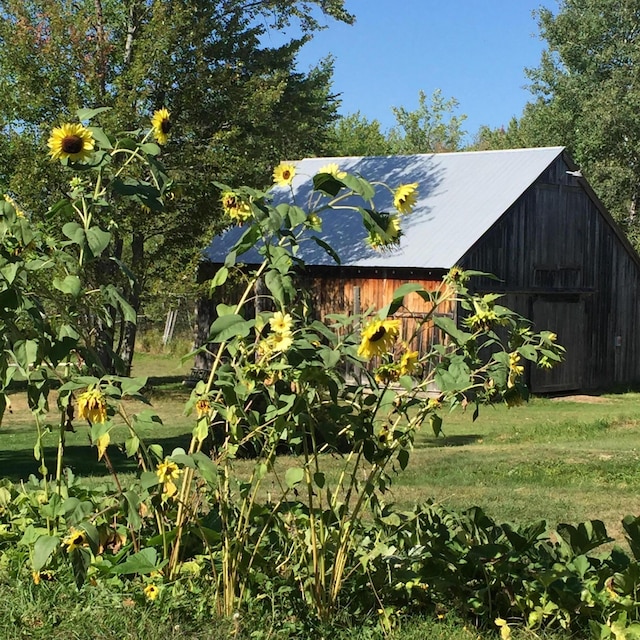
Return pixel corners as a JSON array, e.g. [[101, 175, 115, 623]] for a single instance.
[[2, 350, 640, 543]]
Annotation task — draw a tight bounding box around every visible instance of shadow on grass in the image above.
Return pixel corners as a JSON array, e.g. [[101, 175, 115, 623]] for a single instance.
[[0, 434, 197, 482], [418, 434, 483, 448]]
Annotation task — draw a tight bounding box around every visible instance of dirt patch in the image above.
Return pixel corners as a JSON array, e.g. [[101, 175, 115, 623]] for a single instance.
[[549, 394, 612, 404]]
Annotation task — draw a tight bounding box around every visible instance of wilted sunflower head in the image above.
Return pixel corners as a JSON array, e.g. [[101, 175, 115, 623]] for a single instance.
[[221, 191, 252, 223], [77, 388, 107, 423], [399, 349, 420, 376], [48, 123, 95, 162], [156, 458, 181, 484], [195, 398, 211, 419], [272, 162, 296, 187], [151, 108, 171, 145], [357, 318, 401, 359], [366, 214, 402, 251], [393, 182, 419, 215]]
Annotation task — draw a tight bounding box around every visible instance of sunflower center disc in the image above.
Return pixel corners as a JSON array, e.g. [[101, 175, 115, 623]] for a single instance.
[[61, 135, 83, 154]]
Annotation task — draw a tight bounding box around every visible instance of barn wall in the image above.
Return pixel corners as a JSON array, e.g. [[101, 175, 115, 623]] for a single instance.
[[300, 269, 454, 355], [461, 155, 640, 392]]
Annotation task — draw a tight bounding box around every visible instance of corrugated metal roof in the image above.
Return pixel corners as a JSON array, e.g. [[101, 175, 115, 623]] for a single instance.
[[204, 146, 565, 269]]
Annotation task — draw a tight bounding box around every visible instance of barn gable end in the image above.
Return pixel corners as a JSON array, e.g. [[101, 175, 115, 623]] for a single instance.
[[460, 151, 640, 392]]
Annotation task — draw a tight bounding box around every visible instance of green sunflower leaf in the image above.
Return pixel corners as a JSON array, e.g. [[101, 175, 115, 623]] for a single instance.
[[76, 106, 111, 121], [313, 173, 342, 197], [111, 548, 162, 576], [33, 535, 61, 572], [140, 142, 161, 156], [87, 126, 113, 150], [208, 313, 251, 342], [210, 266, 229, 289], [53, 274, 82, 297], [285, 467, 304, 489], [62, 222, 85, 245]]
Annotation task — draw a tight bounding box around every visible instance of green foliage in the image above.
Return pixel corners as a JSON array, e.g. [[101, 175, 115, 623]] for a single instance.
[[388, 89, 468, 153], [474, 1, 640, 251], [0, 0, 353, 370], [326, 111, 395, 156], [330, 89, 468, 156]]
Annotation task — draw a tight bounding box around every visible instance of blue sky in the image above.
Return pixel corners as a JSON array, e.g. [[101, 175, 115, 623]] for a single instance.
[[274, 1, 556, 142]]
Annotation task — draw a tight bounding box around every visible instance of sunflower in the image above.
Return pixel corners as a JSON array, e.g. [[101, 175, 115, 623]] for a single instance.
[[156, 458, 181, 500], [399, 349, 420, 376], [221, 191, 252, 223], [307, 213, 322, 229], [269, 311, 293, 335], [151, 108, 171, 145], [4, 194, 25, 218], [144, 584, 160, 601], [195, 398, 211, 419], [64, 527, 87, 553], [318, 162, 346, 179], [269, 330, 293, 353], [393, 182, 419, 214], [272, 162, 296, 186], [507, 351, 525, 388], [156, 458, 181, 484], [48, 123, 95, 162], [374, 363, 399, 385], [77, 388, 107, 423], [357, 319, 401, 359], [366, 214, 401, 250]]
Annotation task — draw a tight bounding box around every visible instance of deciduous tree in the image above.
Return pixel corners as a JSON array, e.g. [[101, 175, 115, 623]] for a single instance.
[[0, 0, 353, 371]]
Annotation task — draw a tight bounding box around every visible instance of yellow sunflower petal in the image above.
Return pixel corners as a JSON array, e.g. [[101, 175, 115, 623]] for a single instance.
[[48, 123, 95, 162], [273, 162, 296, 187], [151, 108, 171, 145]]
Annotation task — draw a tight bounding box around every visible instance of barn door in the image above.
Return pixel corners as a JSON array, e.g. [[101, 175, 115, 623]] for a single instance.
[[530, 297, 585, 393]]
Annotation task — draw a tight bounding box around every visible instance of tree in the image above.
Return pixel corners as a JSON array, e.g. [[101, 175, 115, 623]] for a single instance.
[[325, 111, 394, 156], [496, 0, 640, 247], [387, 89, 467, 154], [329, 89, 468, 158], [0, 0, 353, 371]]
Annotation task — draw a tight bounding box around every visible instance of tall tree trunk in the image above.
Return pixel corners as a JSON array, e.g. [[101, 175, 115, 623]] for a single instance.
[[93, 235, 124, 374], [94, 0, 107, 97], [118, 231, 144, 375], [193, 295, 214, 375]]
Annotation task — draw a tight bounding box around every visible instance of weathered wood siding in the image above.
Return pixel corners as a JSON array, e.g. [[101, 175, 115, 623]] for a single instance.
[[301, 267, 454, 356], [460, 155, 640, 392]]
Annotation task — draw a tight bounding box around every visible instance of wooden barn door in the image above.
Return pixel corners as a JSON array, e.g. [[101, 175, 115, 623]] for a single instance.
[[530, 297, 585, 393]]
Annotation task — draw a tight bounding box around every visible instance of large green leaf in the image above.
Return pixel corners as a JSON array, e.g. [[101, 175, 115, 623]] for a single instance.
[[53, 274, 82, 297], [77, 106, 112, 121], [208, 313, 251, 342], [111, 547, 163, 576], [285, 467, 304, 489], [86, 227, 111, 256], [62, 222, 85, 245], [87, 126, 113, 150], [32, 534, 60, 571]]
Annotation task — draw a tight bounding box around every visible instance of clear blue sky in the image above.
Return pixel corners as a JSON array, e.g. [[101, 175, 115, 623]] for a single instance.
[[274, 1, 556, 142]]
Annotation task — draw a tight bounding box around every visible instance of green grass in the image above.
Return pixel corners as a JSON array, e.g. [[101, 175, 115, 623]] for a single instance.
[[0, 573, 564, 640], [3, 362, 636, 639], [3, 355, 640, 540]]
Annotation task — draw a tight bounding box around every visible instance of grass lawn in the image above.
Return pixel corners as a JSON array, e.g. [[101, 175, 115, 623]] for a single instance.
[[2, 352, 640, 543], [2, 352, 639, 639]]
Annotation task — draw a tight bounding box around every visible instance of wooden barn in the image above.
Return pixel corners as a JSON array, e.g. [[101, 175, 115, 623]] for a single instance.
[[201, 147, 640, 393]]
